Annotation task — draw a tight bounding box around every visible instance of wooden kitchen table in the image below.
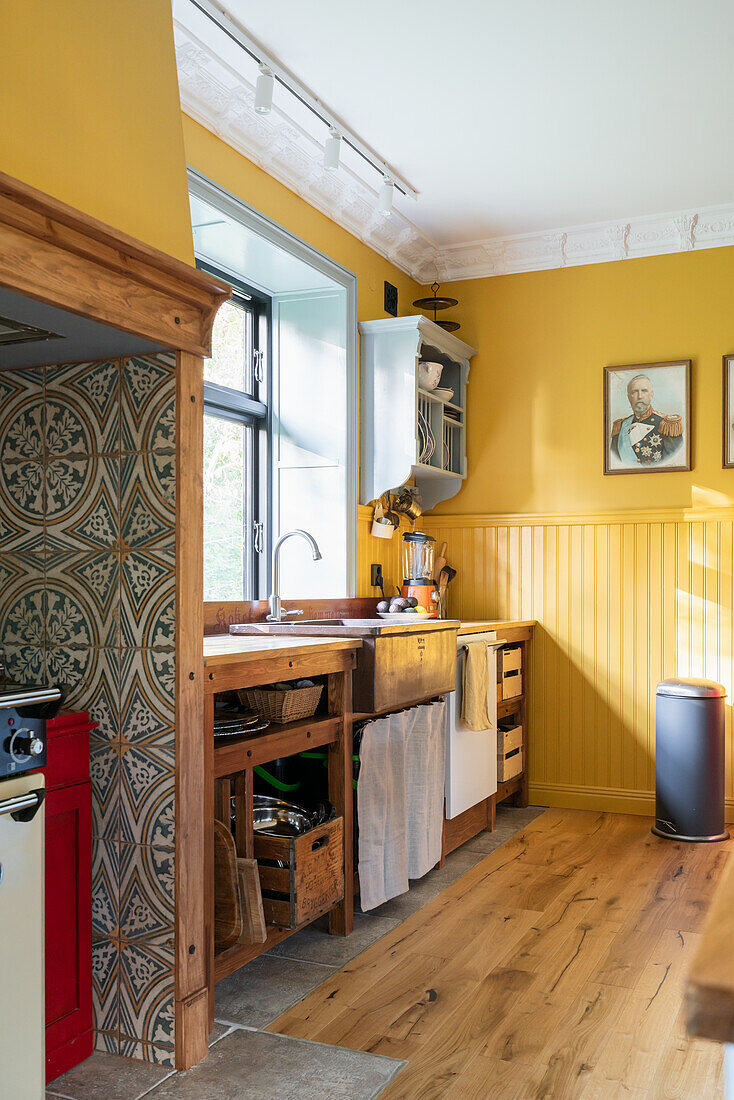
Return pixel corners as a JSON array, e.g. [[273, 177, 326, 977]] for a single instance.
[[202, 634, 360, 1024]]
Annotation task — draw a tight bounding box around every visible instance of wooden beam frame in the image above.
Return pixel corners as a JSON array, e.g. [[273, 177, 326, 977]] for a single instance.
[[174, 351, 208, 1069], [0, 170, 229, 356], [0, 172, 228, 1071]]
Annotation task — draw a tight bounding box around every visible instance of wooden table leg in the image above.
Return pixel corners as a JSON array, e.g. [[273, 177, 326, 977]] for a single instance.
[[488, 793, 497, 831], [327, 670, 354, 936]]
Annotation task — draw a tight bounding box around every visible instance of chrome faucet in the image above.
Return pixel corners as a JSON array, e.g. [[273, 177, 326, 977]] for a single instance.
[[267, 529, 322, 621]]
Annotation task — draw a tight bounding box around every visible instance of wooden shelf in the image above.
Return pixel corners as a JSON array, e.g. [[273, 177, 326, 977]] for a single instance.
[[498, 696, 523, 719], [213, 714, 341, 778], [214, 904, 336, 982], [496, 775, 523, 804]]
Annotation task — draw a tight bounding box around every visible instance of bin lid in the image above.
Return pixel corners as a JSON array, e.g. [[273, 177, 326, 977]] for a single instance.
[[656, 678, 726, 698]]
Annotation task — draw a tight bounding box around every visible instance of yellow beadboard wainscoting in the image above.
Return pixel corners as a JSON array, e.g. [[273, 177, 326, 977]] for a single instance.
[[423, 508, 734, 819]]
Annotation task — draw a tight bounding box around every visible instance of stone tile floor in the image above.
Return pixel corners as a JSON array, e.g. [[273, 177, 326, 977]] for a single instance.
[[47, 804, 546, 1100]]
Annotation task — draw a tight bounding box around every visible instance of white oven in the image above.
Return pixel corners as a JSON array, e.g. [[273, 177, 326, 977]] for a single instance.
[[445, 632, 504, 819], [0, 772, 46, 1098]]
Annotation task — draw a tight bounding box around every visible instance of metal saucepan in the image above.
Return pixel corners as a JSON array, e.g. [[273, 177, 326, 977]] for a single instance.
[[253, 795, 313, 837], [252, 795, 336, 837]]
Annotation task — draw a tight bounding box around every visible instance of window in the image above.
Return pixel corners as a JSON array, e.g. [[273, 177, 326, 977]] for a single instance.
[[191, 169, 357, 599], [202, 279, 270, 601]]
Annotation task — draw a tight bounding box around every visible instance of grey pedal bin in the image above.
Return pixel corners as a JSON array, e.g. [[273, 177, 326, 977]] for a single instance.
[[653, 678, 729, 842]]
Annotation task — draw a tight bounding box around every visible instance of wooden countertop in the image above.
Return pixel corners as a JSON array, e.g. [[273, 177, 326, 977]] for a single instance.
[[686, 849, 734, 1043], [458, 620, 536, 635], [203, 634, 361, 668]]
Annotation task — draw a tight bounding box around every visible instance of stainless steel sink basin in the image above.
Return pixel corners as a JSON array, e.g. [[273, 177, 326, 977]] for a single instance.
[[231, 617, 459, 712], [235, 617, 456, 636]]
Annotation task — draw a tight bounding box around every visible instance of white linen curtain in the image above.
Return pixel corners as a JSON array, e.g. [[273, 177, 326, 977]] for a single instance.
[[357, 700, 446, 911]]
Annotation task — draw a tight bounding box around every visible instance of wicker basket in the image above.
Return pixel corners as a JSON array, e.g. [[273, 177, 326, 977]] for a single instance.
[[238, 683, 323, 724]]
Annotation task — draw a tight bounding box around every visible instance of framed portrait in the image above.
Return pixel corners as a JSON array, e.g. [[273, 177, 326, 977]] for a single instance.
[[603, 360, 691, 475], [723, 355, 734, 468]]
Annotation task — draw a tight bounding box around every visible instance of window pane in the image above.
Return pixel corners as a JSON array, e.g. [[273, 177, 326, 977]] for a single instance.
[[204, 299, 254, 393], [203, 415, 250, 601]]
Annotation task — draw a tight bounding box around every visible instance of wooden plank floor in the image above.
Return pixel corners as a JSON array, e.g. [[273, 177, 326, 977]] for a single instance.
[[268, 809, 730, 1099]]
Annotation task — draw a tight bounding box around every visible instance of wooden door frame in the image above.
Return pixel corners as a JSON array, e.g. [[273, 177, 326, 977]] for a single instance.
[[0, 171, 229, 1070]]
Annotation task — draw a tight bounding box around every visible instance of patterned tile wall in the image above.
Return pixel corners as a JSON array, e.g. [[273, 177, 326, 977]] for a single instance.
[[0, 354, 177, 1066]]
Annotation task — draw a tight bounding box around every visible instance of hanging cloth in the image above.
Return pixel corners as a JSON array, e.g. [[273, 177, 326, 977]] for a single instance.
[[357, 700, 446, 911]]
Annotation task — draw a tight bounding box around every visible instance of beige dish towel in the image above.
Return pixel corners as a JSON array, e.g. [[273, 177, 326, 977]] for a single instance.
[[462, 641, 492, 730]]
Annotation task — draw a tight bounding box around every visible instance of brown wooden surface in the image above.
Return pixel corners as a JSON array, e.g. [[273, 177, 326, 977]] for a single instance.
[[328, 669, 354, 936], [236, 859, 267, 945], [205, 648, 357, 1004], [443, 798, 490, 858], [0, 170, 229, 357], [213, 716, 342, 777], [457, 622, 535, 639], [270, 809, 730, 1098], [213, 821, 242, 951], [686, 852, 734, 1043], [204, 648, 357, 695], [255, 818, 344, 929], [174, 351, 208, 1071], [496, 775, 523, 804], [203, 633, 363, 667], [204, 597, 380, 635]]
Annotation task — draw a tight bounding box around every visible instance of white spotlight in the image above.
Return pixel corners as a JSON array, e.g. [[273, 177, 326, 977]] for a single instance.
[[378, 178, 394, 217], [323, 128, 341, 171], [254, 64, 274, 113]]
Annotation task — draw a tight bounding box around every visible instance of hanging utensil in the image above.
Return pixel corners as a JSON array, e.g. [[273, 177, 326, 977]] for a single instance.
[[412, 282, 461, 332]]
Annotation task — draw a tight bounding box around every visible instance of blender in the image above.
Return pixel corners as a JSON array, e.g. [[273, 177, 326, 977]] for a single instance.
[[401, 532, 439, 615]]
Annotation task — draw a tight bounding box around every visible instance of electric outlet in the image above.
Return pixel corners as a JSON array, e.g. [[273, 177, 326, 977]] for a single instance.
[[370, 563, 384, 588], [384, 281, 398, 317]]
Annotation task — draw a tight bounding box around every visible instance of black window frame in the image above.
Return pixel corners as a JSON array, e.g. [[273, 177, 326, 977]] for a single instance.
[[198, 260, 272, 601]]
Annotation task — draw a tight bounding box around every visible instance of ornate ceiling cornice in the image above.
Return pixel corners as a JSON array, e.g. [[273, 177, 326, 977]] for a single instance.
[[174, 15, 734, 285]]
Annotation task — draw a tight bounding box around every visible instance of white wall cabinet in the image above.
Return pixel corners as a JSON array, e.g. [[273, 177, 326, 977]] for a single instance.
[[358, 315, 476, 510]]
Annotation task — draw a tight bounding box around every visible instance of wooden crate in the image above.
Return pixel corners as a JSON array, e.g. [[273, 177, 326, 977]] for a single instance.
[[500, 646, 523, 700], [497, 723, 523, 755], [497, 745, 523, 782], [254, 817, 344, 929]]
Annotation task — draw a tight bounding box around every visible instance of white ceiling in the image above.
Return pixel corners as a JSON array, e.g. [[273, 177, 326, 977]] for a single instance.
[[175, 0, 734, 280]]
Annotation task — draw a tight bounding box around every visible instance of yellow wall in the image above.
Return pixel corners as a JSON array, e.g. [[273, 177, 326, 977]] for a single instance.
[[424, 246, 734, 819], [3, 0, 193, 263], [435, 248, 734, 516], [182, 116, 423, 330], [183, 114, 424, 596]]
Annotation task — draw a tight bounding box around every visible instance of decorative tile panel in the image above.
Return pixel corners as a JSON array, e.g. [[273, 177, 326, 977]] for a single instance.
[[0, 354, 177, 1061], [92, 937, 119, 1037], [120, 551, 175, 649], [119, 649, 174, 745], [0, 394, 44, 462], [0, 568, 45, 646], [92, 839, 120, 938], [46, 553, 120, 648], [46, 360, 121, 456], [120, 455, 175, 551], [46, 459, 120, 553], [121, 353, 176, 453], [3, 644, 46, 685], [0, 462, 44, 549], [90, 735, 120, 842], [119, 937, 175, 1053], [119, 842, 175, 940], [117, 1038, 175, 1068], [119, 738, 175, 849]]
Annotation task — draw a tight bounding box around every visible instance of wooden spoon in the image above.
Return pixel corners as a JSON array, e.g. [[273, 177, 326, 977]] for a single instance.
[[434, 541, 447, 582]]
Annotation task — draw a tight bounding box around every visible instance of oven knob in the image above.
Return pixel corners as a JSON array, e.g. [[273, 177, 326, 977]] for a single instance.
[[13, 733, 44, 758]]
